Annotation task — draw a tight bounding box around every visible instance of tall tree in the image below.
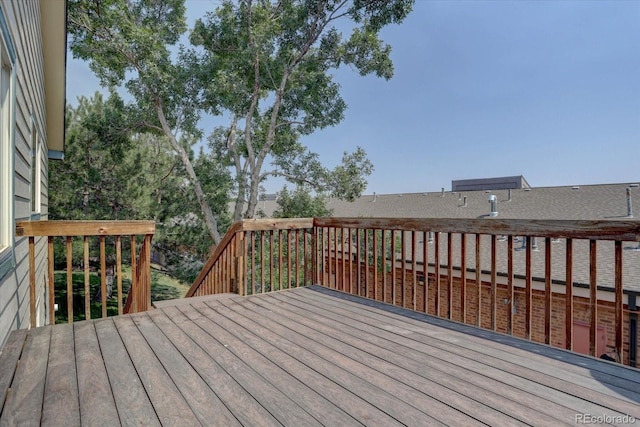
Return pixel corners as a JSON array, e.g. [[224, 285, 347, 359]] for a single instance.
[[67, 0, 413, 239], [67, 0, 225, 244], [192, 0, 413, 220]]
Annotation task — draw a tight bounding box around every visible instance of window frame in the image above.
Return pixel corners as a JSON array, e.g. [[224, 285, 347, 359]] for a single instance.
[[0, 5, 16, 281], [30, 117, 41, 217]]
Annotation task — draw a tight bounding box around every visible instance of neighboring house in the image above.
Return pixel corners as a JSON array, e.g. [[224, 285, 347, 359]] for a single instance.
[[0, 1, 66, 348]]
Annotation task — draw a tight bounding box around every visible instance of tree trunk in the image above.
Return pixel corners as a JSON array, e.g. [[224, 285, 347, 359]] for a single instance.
[[156, 103, 222, 245]]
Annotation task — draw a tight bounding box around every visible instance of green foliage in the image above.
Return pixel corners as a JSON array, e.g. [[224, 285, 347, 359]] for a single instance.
[[192, 0, 413, 219], [273, 185, 332, 218], [67, 0, 414, 242]]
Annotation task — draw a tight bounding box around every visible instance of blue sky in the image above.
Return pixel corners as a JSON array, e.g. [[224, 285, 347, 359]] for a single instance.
[[66, 0, 640, 195]]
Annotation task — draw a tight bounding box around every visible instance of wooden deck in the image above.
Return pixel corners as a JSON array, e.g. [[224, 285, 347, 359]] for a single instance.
[[1, 286, 639, 426]]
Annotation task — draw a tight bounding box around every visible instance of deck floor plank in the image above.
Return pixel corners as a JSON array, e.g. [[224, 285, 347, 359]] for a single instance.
[[146, 308, 282, 427], [93, 318, 160, 427], [2, 286, 640, 426], [205, 304, 430, 425], [131, 312, 241, 426], [41, 323, 80, 426], [163, 303, 322, 426], [0, 329, 27, 415], [215, 299, 478, 425], [74, 321, 120, 426], [174, 304, 347, 427], [298, 286, 640, 418], [250, 292, 573, 425], [112, 315, 202, 426], [0, 326, 50, 427], [277, 290, 631, 420]]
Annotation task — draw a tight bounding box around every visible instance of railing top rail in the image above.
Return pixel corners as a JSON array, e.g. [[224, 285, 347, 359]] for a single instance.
[[240, 218, 314, 231], [16, 220, 156, 237], [313, 217, 640, 241]]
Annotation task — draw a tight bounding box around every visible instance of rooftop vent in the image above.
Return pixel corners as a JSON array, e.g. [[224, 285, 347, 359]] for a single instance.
[[488, 194, 498, 217], [571, 186, 580, 190], [628, 187, 634, 218]]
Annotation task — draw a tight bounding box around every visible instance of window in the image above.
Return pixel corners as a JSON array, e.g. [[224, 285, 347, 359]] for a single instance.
[[30, 120, 41, 216], [0, 7, 15, 279]]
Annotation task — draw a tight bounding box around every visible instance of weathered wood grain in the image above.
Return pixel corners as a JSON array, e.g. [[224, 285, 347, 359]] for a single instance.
[[0, 329, 27, 415], [1, 326, 51, 426], [112, 315, 201, 426], [41, 324, 80, 426], [16, 220, 155, 237], [93, 318, 160, 427], [74, 321, 120, 426]]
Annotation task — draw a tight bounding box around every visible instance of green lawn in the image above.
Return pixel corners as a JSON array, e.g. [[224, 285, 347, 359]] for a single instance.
[[54, 266, 190, 323]]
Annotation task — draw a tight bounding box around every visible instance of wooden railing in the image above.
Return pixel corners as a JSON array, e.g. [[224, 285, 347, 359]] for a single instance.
[[16, 220, 155, 326], [186, 219, 314, 297], [187, 217, 640, 366]]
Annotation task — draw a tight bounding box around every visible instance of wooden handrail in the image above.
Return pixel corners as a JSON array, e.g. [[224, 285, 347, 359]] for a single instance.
[[314, 217, 640, 241], [16, 220, 155, 326]]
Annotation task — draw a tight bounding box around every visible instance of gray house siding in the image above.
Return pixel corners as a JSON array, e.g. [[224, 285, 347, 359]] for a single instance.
[[0, 0, 50, 348]]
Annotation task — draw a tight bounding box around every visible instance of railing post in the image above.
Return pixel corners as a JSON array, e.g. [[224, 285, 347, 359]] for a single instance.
[[29, 237, 36, 328]]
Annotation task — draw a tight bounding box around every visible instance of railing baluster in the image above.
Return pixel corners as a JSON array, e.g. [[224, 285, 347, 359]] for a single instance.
[[423, 230, 429, 314], [391, 230, 396, 305], [615, 241, 623, 359], [270, 230, 274, 292], [507, 235, 514, 335], [66, 236, 73, 323], [130, 235, 137, 312], [261, 231, 265, 293], [491, 235, 497, 331], [364, 229, 369, 298], [382, 230, 387, 303], [412, 231, 417, 311], [341, 228, 346, 291], [348, 228, 353, 294], [47, 237, 54, 325], [295, 229, 300, 288], [288, 229, 293, 289], [250, 231, 255, 295], [100, 236, 107, 318], [116, 236, 122, 315], [447, 233, 453, 319], [356, 229, 362, 296], [373, 230, 379, 301], [525, 235, 533, 339], [475, 234, 481, 327], [434, 232, 440, 317], [303, 229, 308, 285], [565, 238, 573, 350], [589, 239, 598, 357], [279, 230, 283, 291], [28, 237, 36, 328], [461, 233, 467, 324], [84, 236, 90, 320], [401, 230, 406, 308], [544, 237, 552, 344]]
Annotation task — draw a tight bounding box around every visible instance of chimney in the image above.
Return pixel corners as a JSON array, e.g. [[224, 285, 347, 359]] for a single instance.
[[488, 194, 498, 217], [441, 187, 445, 197], [373, 192, 377, 202], [627, 188, 633, 218]]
